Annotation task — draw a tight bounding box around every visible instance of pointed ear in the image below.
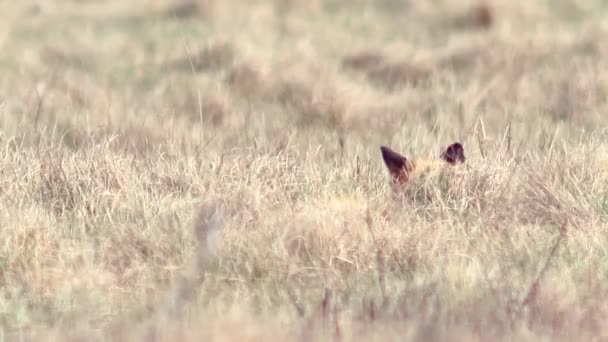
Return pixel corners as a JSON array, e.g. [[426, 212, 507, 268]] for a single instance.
[[441, 142, 466, 165], [380, 145, 411, 183]]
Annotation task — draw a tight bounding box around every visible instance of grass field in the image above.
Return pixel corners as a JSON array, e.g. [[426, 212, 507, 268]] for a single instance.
[[2, 0, 608, 340]]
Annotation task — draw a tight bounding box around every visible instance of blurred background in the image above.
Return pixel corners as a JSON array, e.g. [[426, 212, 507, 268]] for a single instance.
[[2, 0, 607, 154]]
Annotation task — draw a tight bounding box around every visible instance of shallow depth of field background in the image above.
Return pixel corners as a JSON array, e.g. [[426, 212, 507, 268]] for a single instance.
[[2, 1, 608, 341]]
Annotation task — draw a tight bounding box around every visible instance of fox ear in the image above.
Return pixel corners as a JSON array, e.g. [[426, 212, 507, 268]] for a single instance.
[[441, 142, 466, 165], [381, 145, 411, 183]]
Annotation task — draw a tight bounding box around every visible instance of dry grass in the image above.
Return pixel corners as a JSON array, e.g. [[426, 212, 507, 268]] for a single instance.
[[2, 0, 608, 341]]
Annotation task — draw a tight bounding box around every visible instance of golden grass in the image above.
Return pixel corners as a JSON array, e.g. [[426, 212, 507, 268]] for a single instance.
[[2, 0, 608, 340]]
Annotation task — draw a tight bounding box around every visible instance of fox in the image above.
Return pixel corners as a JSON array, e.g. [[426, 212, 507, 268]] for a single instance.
[[380, 142, 466, 187]]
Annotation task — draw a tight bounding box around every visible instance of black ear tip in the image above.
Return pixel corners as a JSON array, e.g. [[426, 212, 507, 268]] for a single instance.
[[380, 145, 407, 164], [441, 142, 466, 164], [380, 145, 394, 157], [450, 142, 463, 149], [447, 143, 465, 155]]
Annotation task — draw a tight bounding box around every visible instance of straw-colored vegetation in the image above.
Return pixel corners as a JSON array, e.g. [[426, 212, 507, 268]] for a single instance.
[[1, 0, 608, 340]]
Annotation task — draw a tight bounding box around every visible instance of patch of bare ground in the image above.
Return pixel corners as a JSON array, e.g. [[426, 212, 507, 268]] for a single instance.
[[225, 61, 278, 101], [342, 51, 432, 89], [159, 0, 217, 20], [165, 41, 235, 73], [450, 1, 494, 31]]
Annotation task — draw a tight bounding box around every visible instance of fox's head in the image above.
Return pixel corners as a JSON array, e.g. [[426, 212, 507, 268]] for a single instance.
[[380, 142, 466, 186]]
